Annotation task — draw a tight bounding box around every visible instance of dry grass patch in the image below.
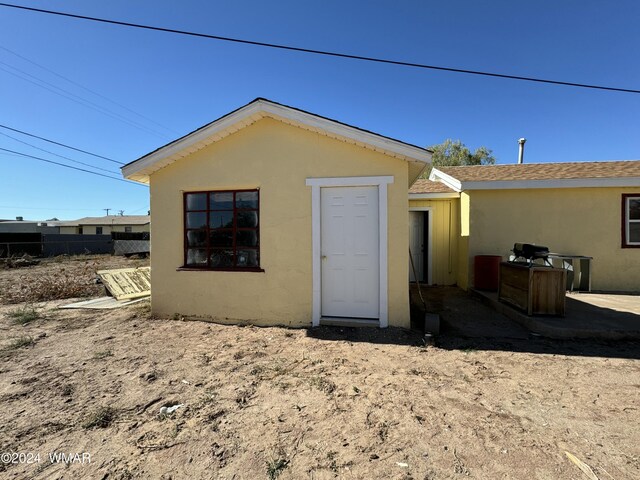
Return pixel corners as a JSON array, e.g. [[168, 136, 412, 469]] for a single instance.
[[6, 305, 41, 325], [83, 406, 117, 429]]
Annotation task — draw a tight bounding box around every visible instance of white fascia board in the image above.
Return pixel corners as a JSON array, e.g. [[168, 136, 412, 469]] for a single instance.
[[262, 102, 430, 163], [428, 168, 462, 192], [121, 102, 264, 181], [122, 99, 431, 181], [306, 176, 394, 187], [461, 177, 640, 190], [409, 192, 460, 199]]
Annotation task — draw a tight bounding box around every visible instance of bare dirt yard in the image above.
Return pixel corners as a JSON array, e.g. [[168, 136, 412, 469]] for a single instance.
[[0, 255, 639, 479]]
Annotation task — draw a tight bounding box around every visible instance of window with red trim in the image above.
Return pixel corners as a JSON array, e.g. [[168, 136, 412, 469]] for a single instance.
[[622, 194, 640, 248], [183, 189, 261, 270]]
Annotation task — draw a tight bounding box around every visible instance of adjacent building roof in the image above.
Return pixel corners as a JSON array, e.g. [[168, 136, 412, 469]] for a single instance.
[[57, 215, 150, 227], [409, 178, 459, 198], [122, 98, 432, 185], [430, 160, 640, 191]]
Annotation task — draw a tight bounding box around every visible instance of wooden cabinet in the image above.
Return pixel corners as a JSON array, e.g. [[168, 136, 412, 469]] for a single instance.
[[498, 262, 566, 316]]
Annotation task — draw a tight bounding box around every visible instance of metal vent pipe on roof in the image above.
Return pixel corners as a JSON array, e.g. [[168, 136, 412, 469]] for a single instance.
[[518, 138, 526, 164]]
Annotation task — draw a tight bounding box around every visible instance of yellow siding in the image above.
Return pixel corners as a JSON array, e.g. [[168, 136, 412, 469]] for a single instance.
[[457, 192, 471, 289], [150, 118, 411, 327], [408, 198, 459, 285], [466, 187, 640, 292]]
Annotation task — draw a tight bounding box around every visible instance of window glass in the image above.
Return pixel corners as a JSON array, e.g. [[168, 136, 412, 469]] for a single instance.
[[187, 230, 207, 247], [237, 230, 258, 247], [186, 248, 208, 266], [237, 211, 258, 228], [210, 230, 233, 247], [210, 192, 234, 210], [186, 193, 207, 211], [236, 250, 259, 267], [629, 198, 640, 220], [236, 191, 258, 208], [209, 211, 234, 228], [210, 250, 234, 268], [186, 212, 207, 229], [630, 223, 640, 243], [184, 189, 260, 269]]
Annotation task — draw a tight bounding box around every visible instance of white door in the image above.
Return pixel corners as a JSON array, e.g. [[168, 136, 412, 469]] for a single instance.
[[409, 211, 424, 282], [321, 186, 379, 319]]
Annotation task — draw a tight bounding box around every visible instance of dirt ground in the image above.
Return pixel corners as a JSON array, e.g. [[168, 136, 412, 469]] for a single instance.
[[0, 256, 639, 479]]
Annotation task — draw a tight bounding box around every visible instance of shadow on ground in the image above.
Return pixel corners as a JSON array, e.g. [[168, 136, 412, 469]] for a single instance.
[[307, 285, 640, 359], [306, 325, 423, 346], [417, 285, 640, 360]]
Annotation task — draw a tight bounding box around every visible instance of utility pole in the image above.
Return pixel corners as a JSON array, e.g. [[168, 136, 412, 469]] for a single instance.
[[103, 208, 111, 216]]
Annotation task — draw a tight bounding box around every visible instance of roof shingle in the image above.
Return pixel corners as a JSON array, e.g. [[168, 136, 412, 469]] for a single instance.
[[436, 160, 640, 182]]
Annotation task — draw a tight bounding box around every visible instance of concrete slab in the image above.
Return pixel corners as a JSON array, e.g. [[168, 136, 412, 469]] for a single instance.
[[411, 284, 530, 339], [472, 289, 640, 340]]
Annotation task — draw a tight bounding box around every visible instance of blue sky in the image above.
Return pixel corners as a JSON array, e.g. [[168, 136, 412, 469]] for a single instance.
[[0, 0, 638, 220]]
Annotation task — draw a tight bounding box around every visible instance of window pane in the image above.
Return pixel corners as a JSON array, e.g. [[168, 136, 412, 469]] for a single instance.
[[210, 211, 234, 228], [236, 191, 258, 209], [186, 212, 207, 229], [186, 193, 207, 211], [237, 230, 258, 247], [210, 250, 234, 268], [186, 248, 208, 266], [210, 192, 234, 210], [629, 199, 640, 220], [237, 211, 258, 228], [630, 222, 640, 243], [237, 249, 259, 267], [210, 229, 233, 247], [187, 229, 207, 247]]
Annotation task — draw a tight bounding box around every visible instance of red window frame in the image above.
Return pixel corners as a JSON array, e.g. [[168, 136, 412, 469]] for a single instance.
[[622, 193, 640, 248], [182, 189, 262, 271]]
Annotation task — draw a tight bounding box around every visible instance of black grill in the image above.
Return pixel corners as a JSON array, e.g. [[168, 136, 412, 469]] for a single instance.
[[512, 243, 550, 262]]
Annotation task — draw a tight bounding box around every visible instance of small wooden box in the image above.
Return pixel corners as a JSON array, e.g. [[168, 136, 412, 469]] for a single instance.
[[498, 262, 566, 316]]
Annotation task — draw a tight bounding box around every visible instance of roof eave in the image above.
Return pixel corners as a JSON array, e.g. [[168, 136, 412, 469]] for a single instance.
[[460, 177, 640, 191], [122, 99, 431, 185], [409, 192, 460, 199]]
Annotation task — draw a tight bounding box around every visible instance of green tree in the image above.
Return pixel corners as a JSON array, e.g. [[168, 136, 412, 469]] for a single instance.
[[421, 139, 496, 177]]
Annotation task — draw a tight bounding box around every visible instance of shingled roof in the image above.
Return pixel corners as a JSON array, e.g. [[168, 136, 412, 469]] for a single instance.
[[409, 179, 457, 194], [429, 160, 640, 191]]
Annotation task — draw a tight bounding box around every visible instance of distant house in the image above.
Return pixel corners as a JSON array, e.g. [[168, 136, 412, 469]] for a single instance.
[[57, 215, 150, 235], [409, 161, 640, 292], [0, 217, 60, 234]]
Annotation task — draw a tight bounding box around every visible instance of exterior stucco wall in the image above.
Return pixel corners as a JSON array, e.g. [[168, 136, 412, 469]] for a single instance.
[[465, 187, 640, 292], [457, 192, 471, 289], [408, 198, 459, 285], [149, 118, 411, 327]]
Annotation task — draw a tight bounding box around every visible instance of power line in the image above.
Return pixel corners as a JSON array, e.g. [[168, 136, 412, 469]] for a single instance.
[[0, 205, 108, 211], [0, 146, 146, 186], [0, 123, 123, 164], [0, 44, 179, 135], [0, 130, 120, 174], [0, 61, 170, 139], [0, 3, 637, 95]]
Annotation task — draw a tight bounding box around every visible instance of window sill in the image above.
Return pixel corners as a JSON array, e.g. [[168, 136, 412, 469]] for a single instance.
[[177, 266, 265, 272]]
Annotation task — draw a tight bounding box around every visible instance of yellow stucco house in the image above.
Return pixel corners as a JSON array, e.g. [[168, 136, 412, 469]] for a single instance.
[[122, 98, 640, 328], [122, 98, 431, 328], [409, 162, 640, 293]]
